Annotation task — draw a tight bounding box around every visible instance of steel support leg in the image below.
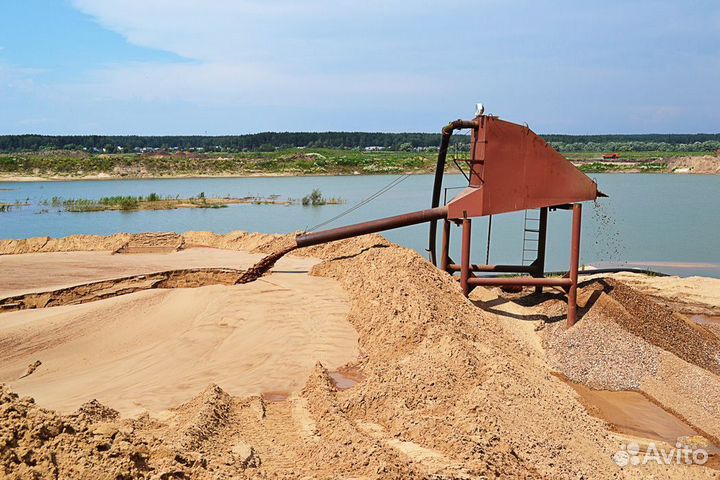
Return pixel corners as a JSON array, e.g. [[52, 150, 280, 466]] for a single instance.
[[461, 217, 472, 297], [567, 204, 582, 327], [441, 219, 451, 273]]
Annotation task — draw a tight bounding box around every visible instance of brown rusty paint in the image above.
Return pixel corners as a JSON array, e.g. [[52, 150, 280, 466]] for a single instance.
[[290, 114, 598, 327], [566, 203, 582, 327], [460, 217, 472, 297], [467, 277, 573, 287], [446, 116, 601, 220], [296, 206, 448, 248], [440, 219, 451, 272], [447, 264, 537, 273]]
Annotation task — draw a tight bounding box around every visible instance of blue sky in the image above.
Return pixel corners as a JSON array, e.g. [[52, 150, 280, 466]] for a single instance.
[[1, 0, 718, 135]]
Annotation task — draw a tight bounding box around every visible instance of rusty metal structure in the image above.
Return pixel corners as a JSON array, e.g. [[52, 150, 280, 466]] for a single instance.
[[297, 110, 604, 326]]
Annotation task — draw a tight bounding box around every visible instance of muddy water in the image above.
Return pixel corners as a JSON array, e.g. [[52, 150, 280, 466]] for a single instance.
[[567, 381, 699, 443], [261, 391, 289, 403], [690, 314, 720, 326], [329, 366, 364, 390], [689, 314, 720, 339]]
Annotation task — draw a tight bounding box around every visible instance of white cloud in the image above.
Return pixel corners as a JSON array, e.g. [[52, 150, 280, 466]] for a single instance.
[[75, 61, 439, 109], [68, 0, 449, 110], [4, 0, 718, 133]]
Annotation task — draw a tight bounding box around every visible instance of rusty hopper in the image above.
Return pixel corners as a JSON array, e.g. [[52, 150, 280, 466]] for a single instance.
[[297, 111, 604, 326]]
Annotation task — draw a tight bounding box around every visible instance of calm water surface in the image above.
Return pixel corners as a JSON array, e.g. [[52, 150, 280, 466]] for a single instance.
[[1, 174, 718, 277]]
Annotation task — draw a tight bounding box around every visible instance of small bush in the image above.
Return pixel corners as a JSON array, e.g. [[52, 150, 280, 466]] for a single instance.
[[301, 189, 326, 206]]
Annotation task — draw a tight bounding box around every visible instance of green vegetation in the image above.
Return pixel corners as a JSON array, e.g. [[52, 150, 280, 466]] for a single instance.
[[0, 148, 439, 177], [1, 132, 719, 153], [42, 192, 233, 212], [0, 144, 714, 180], [33, 191, 345, 213], [300, 189, 344, 206]]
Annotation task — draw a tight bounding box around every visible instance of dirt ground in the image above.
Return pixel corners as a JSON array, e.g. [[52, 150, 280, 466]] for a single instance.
[[1, 231, 719, 479], [666, 155, 720, 174]]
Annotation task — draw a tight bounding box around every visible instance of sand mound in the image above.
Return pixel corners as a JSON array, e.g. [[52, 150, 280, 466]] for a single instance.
[[168, 384, 234, 450], [666, 155, 720, 174], [0, 230, 282, 256], [0, 234, 131, 255], [545, 279, 720, 386], [544, 278, 720, 446], [114, 232, 185, 253], [72, 399, 120, 423], [1, 233, 718, 478], [183, 230, 282, 252], [0, 385, 154, 479]]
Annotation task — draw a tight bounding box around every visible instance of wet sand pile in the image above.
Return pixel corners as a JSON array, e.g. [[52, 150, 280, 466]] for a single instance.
[[544, 279, 720, 387], [541, 278, 720, 445], [1, 233, 718, 478], [236, 242, 298, 284]]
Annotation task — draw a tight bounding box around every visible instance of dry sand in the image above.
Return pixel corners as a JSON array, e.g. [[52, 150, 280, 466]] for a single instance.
[[0, 246, 356, 417], [1, 231, 719, 478], [666, 155, 720, 174]]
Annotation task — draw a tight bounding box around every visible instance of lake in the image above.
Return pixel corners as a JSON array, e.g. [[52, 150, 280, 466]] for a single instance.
[[1, 174, 718, 277]]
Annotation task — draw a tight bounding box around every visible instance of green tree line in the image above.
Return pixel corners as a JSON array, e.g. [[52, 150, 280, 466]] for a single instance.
[[1, 132, 719, 153]]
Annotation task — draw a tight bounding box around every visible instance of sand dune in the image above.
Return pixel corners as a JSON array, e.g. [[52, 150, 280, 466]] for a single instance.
[[0, 249, 357, 416]]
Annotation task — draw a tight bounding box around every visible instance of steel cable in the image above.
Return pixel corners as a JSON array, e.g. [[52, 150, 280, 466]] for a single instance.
[[306, 174, 411, 232]]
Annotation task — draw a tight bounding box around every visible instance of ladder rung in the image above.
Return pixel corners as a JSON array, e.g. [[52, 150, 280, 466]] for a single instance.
[[524, 228, 540, 233], [523, 248, 538, 252], [524, 238, 539, 242]]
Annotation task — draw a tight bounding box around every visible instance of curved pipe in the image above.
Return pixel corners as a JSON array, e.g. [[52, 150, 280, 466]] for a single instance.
[[428, 118, 479, 265]]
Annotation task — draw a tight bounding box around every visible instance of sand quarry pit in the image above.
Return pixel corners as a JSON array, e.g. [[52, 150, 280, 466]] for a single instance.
[[1, 231, 720, 479]]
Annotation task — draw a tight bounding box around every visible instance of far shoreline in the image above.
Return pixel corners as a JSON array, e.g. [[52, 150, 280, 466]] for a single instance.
[[2, 168, 719, 184]]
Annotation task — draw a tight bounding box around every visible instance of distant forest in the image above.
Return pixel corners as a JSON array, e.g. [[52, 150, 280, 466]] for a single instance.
[[1, 132, 719, 153]]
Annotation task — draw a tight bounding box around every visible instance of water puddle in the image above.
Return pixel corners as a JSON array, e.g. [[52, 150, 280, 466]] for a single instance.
[[329, 366, 364, 390], [689, 314, 720, 327], [261, 391, 289, 403], [567, 381, 699, 443], [565, 380, 720, 468]]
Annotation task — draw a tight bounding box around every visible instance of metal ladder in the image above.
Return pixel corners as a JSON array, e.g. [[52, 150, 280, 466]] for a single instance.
[[521, 209, 541, 265]]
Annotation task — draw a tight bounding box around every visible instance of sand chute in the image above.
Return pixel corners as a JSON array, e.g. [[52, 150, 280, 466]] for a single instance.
[[235, 242, 298, 284]]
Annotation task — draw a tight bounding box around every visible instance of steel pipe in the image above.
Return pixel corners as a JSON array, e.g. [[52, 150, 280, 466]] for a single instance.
[[467, 277, 573, 287], [428, 118, 479, 266], [440, 219, 451, 272], [566, 203, 582, 327], [448, 263, 537, 273], [460, 217, 472, 296], [296, 206, 448, 249]]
